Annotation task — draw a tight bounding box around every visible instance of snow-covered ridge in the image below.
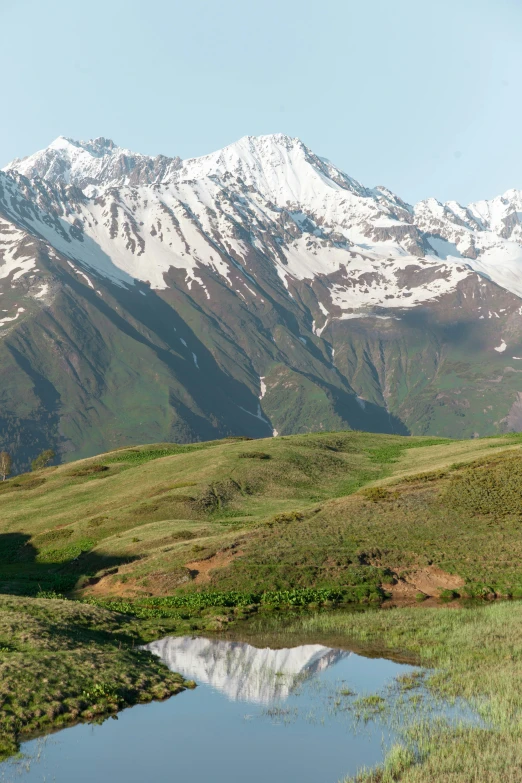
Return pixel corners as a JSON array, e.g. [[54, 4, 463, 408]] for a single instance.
[[3, 132, 522, 303], [5, 136, 182, 190]]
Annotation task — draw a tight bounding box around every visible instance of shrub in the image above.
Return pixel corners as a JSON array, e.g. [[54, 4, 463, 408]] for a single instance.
[[402, 469, 448, 483], [31, 449, 56, 471], [67, 464, 109, 477], [195, 479, 250, 512], [170, 530, 196, 541], [238, 452, 272, 460], [361, 487, 393, 502], [270, 511, 304, 524]]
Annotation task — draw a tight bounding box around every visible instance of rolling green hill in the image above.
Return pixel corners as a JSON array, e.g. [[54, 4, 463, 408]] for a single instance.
[[2, 429, 522, 603]]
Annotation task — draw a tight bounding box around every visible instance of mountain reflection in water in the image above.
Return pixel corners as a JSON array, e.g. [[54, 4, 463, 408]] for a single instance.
[[1, 632, 435, 783], [145, 636, 349, 703]]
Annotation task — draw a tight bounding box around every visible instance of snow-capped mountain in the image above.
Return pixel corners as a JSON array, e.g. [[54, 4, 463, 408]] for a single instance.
[[2, 132, 522, 469], [6, 133, 522, 297], [5, 136, 182, 191], [145, 635, 348, 703]]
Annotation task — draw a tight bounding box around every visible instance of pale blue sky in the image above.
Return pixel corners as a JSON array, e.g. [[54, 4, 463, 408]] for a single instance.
[[1, 0, 521, 204]]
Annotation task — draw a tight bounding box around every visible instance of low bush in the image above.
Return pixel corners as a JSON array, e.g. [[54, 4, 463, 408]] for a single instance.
[[67, 464, 109, 477], [269, 511, 305, 525], [361, 487, 394, 502]]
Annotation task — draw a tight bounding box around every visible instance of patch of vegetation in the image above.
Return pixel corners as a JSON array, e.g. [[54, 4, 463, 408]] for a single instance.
[[361, 487, 395, 502], [268, 511, 305, 525], [353, 693, 388, 720], [86, 584, 384, 621], [444, 455, 522, 516], [0, 476, 46, 494], [36, 538, 95, 564], [31, 449, 55, 472], [365, 438, 450, 465], [195, 479, 250, 512], [295, 602, 522, 783], [67, 464, 110, 478], [103, 441, 222, 467], [238, 452, 272, 460], [0, 595, 192, 760]]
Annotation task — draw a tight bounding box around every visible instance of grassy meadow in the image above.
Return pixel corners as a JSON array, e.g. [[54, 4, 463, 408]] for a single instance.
[[2, 429, 522, 776], [1, 430, 522, 605]]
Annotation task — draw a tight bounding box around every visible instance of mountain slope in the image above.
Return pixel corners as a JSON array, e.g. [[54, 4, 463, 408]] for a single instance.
[[2, 134, 522, 468]]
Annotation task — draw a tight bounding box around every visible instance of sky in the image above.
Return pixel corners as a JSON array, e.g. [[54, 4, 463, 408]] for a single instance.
[[1, 0, 521, 205]]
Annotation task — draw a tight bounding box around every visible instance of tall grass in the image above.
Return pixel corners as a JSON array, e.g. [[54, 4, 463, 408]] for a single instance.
[[279, 603, 522, 782]]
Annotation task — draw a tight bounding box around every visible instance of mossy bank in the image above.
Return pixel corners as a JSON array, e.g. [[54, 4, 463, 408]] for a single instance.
[[0, 595, 194, 760]]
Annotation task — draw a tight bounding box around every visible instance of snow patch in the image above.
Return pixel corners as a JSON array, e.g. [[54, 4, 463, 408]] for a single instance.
[[34, 283, 49, 299]]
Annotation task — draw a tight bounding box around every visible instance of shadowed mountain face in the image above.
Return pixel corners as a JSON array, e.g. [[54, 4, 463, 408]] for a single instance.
[[2, 134, 522, 469], [145, 635, 349, 703]]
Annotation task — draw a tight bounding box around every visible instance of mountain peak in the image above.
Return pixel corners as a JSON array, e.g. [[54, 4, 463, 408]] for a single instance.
[[4, 136, 181, 189], [176, 132, 368, 205], [48, 135, 118, 154]]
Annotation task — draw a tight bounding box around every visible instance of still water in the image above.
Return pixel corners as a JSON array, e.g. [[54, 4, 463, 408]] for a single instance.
[[0, 633, 443, 783]]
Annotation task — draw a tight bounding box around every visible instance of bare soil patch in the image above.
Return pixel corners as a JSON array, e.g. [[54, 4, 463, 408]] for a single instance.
[[383, 564, 465, 604], [186, 547, 241, 584]]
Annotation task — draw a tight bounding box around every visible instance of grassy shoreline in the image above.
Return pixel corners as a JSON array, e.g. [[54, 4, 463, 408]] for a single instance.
[[2, 592, 522, 781], [0, 595, 195, 760], [264, 603, 522, 782]]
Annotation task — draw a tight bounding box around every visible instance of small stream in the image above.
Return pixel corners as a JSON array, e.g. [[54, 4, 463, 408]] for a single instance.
[[0, 627, 469, 783]]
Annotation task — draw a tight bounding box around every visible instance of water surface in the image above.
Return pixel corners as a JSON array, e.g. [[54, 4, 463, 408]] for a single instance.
[[0, 632, 440, 783]]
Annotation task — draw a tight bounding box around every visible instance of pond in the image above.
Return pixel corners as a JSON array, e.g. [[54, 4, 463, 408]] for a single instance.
[[0, 626, 465, 783]]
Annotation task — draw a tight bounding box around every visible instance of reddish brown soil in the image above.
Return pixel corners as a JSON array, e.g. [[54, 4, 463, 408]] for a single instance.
[[382, 564, 466, 606], [185, 548, 240, 584]]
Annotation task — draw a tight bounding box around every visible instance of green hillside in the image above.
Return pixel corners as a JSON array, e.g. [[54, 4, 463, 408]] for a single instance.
[[3, 429, 522, 777], [2, 430, 522, 604]]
